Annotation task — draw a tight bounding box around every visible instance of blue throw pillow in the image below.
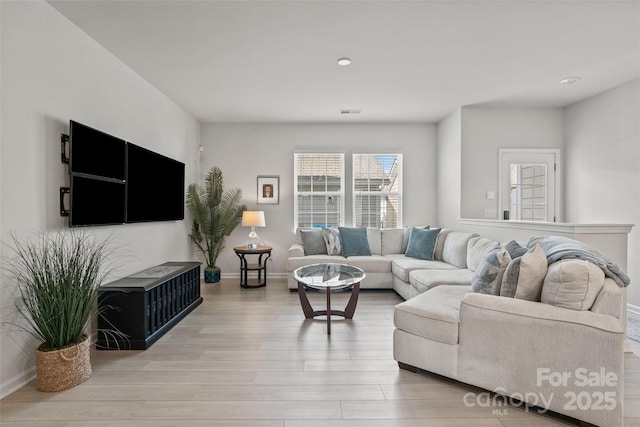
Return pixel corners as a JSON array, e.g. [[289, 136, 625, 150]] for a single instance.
[[405, 227, 441, 260], [339, 227, 371, 257]]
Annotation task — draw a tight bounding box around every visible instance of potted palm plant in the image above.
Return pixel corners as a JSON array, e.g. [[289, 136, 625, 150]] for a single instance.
[[186, 166, 246, 283], [4, 230, 115, 392]]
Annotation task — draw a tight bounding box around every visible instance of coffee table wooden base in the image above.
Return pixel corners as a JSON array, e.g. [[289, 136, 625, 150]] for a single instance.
[[297, 282, 360, 335]]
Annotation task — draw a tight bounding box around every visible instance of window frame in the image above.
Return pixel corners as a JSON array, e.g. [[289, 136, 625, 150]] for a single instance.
[[293, 152, 345, 230]]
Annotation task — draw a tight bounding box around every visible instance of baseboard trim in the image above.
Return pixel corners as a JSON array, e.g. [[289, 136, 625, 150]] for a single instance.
[[628, 304, 640, 322], [0, 366, 35, 400]]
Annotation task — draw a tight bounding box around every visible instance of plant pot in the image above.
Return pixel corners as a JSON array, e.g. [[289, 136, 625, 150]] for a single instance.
[[36, 335, 91, 392], [204, 267, 221, 283]]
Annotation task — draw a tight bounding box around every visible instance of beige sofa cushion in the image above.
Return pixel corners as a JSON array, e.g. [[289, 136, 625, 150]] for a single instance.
[[392, 257, 458, 282], [410, 269, 474, 293], [394, 285, 469, 345], [347, 255, 391, 273], [367, 228, 382, 255], [466, 237, 500, 272], [541, 259, 605, 310], [441, 231, 478, 268], [379, 228, 402, 255]]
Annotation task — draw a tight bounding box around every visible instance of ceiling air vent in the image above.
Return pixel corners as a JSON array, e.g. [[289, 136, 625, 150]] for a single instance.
[[340, 109, 362, 115]]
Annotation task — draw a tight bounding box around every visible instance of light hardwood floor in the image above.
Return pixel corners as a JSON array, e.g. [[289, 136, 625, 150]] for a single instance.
[[2, 278, 639, 426]]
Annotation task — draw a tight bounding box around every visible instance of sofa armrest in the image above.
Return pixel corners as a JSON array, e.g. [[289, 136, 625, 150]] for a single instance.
[[288, 244, 305, 258], [458, 293, 624, 427]]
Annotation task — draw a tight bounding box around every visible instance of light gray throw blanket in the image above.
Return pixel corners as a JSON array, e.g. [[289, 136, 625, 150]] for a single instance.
[[527, 236, 630, 288]]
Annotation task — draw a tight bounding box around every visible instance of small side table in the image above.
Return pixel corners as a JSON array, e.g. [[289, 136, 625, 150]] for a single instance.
[[233, 246, 272, 288]]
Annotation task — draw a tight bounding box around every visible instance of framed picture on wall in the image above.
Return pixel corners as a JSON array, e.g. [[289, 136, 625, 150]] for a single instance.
[[257, 175, 279, 205]]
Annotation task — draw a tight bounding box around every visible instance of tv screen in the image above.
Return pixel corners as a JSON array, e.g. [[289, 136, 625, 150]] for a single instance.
[[70, 121, 126, 180], [126, 143, 185, 223], [70, 175, 126, 227]]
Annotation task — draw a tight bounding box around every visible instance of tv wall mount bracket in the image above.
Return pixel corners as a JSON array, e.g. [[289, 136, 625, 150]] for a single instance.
[[59, 187, 70, 217], [60, 133, 70, 217], [61, 133, 69, 164]]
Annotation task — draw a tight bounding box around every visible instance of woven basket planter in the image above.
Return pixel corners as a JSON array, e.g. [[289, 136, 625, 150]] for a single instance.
[[36, 335, 91, 392]]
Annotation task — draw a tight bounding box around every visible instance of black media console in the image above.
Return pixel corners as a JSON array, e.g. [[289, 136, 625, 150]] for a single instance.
[[97, 262, 202, 350]]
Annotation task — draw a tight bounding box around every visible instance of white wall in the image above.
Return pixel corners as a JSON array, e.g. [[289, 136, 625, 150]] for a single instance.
[[0, 1, 199, 397], [564, 78, 640, 308], [459, 106, 564, 220], [198, 123, 437, 276], [436, 109, 462, 228]]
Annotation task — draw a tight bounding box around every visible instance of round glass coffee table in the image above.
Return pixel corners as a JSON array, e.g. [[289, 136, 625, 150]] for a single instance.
[[293, 263, 366, 335]]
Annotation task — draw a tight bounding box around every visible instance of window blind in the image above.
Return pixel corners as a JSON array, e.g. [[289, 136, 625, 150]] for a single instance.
[[294, 153, 345, 228], [353, 154, 403, 228]]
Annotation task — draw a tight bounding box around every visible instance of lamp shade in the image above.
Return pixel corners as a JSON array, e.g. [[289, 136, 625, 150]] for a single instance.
[[242, 211, 266, 227]]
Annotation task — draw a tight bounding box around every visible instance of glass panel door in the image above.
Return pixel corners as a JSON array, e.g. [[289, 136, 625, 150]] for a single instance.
[[499, 149, 559, 222]]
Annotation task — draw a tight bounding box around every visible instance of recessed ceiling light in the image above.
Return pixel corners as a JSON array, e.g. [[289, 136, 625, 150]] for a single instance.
[[560, 76, 581, 85], [337, 57, 351, 66]]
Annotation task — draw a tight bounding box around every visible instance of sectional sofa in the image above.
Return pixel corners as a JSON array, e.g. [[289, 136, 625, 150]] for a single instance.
[[286, 226, 628, 426]]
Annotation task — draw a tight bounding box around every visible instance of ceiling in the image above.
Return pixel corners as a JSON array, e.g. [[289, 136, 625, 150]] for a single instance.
[[48, 0, 640, 123]]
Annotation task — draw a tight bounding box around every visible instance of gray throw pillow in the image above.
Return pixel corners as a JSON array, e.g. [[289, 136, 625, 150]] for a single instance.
[[405, 228, 441, 260], [339, 227, 371, 257], [321, 227, 342, 255], [300, 229, 328, 255], [471, 246, 511, 295], [505, 240, 528, 259]]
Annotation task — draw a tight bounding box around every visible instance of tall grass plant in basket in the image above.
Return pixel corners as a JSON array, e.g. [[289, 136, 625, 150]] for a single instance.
[[4, 230, 117, 391]]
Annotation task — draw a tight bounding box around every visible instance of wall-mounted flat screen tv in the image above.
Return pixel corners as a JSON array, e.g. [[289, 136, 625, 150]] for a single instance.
[[126, 143, 185, 223], [70, 175, 126, 226], [66, 120, 185, 227], [70, 120, 126, 180]]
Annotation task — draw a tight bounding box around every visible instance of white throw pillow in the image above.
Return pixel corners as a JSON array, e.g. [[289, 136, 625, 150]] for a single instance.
[[321, 227, 342, 255]]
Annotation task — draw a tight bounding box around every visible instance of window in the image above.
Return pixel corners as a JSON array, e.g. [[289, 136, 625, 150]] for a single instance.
[[499, 149, 560, 222], [353, 154, 403, 228], [294, 153, 345, 228]]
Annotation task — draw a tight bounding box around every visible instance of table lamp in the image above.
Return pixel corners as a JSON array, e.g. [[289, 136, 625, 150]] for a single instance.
[[241, 211, 265, 249]]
